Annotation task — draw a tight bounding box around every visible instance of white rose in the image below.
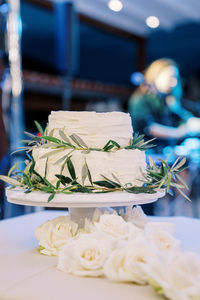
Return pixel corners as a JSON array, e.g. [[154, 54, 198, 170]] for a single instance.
[[144, 251, 200, 300], [94, 214, 130, 239], [35, 216, 78, 256], [147, 229, 180, 253], [146, 222, 175, 235], [57, 235, 112, 277], [79, 209, 117, 235], [145, 222, 179, 253], [104, 238, 153, 284], [127, 222, 144, 241]]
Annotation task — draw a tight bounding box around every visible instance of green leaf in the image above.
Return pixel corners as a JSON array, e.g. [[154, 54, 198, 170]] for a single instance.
[[38, 186, 55, 193], [170, 182, 185, 189], [70, 178, 79, 185], [59, 130, 72, 144], [159, 159, 171, 172], [166, 173, 171, 192], [34, 121, 44, 135], [148, 156, 155, 168], [172, 157, 186, 171], [39, 149, 64, 159], [70, 134, 88, 148], [43, 177, 54, 187], [62, 191, 73, 195], [54, 149, 75, 167], [71, 186, 92, 193], [81, 162, 88, 185], [0, 176, 23, 186], [176, 187, 191, 202], [29, 160, 36, 174], [11, 147, 31, 155], [55, 174, 72, 185], [81, 160, 93, 185], [102, 141, 113, 151], [32, 169, 54, 188], [41, 136, 73, 149], [56, 180, 61, 189], [54, 155, 67, 166], [42, 136, 64, 144], [111, 173, 121, 185], [60, 157, 68, 174], [22, 172, 31, 187], [8, 162, 23, 176], [125, 133, 156, 151], [67, 156, 76, 179], [158, 177, 167, 189], [24, 188, 33, 193], [38, 245, 45, 254], [147, 169, 163, 179], [171, 156, 180, 170], [103, 145, 114, 152], [109, 140, 120, 148], [48, 192, 56, 202], [93, 180, 116, 189], [20, 140, 36, 145], [101, 175, 121, 188], [102, 140, 120, 152], [140, 137, 156, 146], [93, 190, 111, 194], [175, 173, 189, 190], [87, 164, 93, 185], [24, 131, 39, 139], [125, 186, 156, 194], [160, 162, 167, 177]]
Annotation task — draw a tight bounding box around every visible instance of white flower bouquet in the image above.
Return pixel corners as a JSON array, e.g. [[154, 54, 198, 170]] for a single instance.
[[35, 207, 200, 300]]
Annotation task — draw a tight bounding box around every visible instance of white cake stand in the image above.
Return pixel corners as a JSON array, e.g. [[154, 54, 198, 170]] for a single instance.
[[6, 187, 165, 225]]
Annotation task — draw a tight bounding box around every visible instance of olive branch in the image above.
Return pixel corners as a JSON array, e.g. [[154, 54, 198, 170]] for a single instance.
[[0, 153, 189, 202], [16, 121, 156, 154], [0, 121, 190, 202]]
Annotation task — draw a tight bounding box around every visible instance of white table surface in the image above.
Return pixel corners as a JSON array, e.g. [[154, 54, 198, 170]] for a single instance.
[[0, 210, 200, 300]]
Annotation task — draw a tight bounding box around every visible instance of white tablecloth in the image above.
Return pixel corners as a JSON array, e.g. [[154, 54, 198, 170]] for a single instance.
[[0, 211, 200, 300]]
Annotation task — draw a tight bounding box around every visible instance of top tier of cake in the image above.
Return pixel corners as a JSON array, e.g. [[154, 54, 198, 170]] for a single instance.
[[47, 111, 133, 148]]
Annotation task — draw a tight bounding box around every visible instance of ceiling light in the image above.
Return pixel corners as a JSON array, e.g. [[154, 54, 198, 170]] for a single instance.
[[108, 0, 123, 12], [146, 16, 160, 28]]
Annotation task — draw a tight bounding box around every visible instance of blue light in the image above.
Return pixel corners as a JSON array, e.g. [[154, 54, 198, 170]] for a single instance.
[[130, 72, 144, 86]]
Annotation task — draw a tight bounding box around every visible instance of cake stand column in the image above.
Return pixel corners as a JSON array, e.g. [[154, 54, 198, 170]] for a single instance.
[[69, 207, 96, 227]]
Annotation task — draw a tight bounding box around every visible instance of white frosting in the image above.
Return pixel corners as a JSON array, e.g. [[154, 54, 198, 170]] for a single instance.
[[32, 111, 146, 189], [32, 148, 146, 187], [47, 111, 133, 148]]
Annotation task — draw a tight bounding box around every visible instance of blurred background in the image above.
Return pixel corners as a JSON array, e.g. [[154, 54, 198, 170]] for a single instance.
[[0, 0, 200, 219]]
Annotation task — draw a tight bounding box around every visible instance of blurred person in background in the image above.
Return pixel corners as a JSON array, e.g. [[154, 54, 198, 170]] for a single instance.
[[129, 58, 200, 216], [129, 58, 200, 151]]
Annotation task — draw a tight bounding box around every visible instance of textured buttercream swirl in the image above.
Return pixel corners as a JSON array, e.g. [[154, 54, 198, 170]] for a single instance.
[[32, 148, 146, 187], [47, 111, 133, 148]]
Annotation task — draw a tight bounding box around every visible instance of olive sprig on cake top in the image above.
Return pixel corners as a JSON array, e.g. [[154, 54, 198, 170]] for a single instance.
[[17, 121, 156, 154]]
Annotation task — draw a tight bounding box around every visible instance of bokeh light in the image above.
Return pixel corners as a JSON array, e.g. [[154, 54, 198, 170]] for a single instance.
[[146, 16, 160, 28]]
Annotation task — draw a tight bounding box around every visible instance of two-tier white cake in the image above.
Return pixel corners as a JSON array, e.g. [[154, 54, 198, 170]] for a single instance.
[[32, 111, 146, 187]]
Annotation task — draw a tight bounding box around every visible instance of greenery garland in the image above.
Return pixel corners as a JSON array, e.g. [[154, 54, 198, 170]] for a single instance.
[[0, 121, 190, 202]]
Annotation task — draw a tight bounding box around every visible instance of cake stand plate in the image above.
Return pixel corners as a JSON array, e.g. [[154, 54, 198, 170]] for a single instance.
[[6, 188, 165, 225], [6, 188, 165, 208]]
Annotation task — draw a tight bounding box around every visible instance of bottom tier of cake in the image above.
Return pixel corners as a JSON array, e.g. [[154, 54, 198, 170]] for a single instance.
[[32, 148, 146, 187]]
